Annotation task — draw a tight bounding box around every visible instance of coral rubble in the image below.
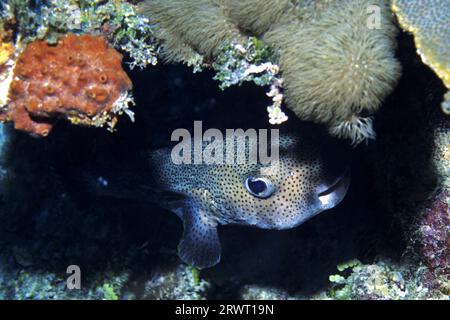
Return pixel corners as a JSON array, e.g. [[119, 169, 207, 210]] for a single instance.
[[392, 0, 450, 114], [413, 128, 450, 294], [143, 265, 210, 300], [0, 33, 133, 137], [417, 189, 449, 294], [325, 259, 445, 300]]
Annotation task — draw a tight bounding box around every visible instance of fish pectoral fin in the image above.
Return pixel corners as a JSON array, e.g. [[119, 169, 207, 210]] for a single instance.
[[177, 200, 221, 269]]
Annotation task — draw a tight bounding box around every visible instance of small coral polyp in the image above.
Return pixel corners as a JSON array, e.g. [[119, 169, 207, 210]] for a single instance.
[[1, 33, 133, 137]]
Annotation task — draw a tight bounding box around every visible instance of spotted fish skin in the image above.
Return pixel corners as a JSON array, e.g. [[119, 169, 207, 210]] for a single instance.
[[149, 130, 350, 269]]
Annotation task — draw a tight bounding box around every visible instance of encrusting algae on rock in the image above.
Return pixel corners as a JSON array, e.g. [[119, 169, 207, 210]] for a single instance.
[[0, 33, 134, 137], [392, 0, 450, 114]]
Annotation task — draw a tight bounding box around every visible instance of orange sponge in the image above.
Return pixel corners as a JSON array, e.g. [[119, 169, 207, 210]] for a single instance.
[[1, 33, 133, 137]]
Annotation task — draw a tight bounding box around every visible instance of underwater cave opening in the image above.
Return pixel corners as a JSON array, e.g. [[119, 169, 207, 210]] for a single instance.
[[0, 32, 446, 299]]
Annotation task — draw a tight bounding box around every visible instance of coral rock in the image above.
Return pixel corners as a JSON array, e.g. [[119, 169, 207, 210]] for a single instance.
[[392, 0, 450, 114], [0, 43, 15, 110], [1, 33, 133, 137], [392, 0, 449, 89], [0, 42, 13, 68], [419, 191, 449, 273], [417, 189, 450, 294]]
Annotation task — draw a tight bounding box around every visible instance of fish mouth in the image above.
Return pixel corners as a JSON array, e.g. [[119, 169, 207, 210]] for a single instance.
[[317, 167, 351, 210]]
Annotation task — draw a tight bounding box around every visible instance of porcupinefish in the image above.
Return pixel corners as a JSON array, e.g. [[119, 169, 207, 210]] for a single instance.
[[152, 127, 351, 268], [90, 127, 350, 269]]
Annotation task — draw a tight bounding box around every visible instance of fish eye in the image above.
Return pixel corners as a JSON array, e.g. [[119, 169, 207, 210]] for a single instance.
[[244, 177, 275, 199]]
